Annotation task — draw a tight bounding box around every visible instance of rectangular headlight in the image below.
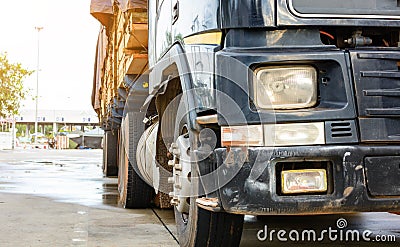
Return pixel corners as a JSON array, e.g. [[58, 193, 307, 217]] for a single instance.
[[264, 122, 325, 146], [281, 169, 328, 194], [254, 66, 318, 109], [221, 122, 325, 147]]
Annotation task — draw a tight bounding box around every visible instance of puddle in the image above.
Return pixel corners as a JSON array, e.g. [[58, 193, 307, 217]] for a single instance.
[[0, 149, 114, 209], [35, 161, 54, 164], [102, 193, 118, 206]]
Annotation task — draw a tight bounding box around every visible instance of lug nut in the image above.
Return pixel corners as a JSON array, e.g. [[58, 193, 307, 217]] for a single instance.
[[168, 160, 175, 166], [174, 163, 182, 171], [169, 143, 178, 153], [170, 197, 180, 206], [172, 149, 180, 156]]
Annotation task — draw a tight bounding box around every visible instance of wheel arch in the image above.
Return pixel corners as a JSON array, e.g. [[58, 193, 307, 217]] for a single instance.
[[146, 43, 198, 130]]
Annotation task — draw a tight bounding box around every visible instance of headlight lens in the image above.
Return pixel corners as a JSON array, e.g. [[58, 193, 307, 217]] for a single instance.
[[264, 122, 325, 146], [254, 66, 318, 109]]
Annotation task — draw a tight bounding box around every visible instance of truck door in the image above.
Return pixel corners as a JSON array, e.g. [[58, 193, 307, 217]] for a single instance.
[[154, 0, 172, 62]]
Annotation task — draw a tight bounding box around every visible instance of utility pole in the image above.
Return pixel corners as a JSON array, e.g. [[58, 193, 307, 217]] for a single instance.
[[34, 26, 43, 144], [11, 116, 16, 149]]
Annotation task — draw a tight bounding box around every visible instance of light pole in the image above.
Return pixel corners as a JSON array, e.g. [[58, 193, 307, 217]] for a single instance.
[[34, 26, 43, 144]]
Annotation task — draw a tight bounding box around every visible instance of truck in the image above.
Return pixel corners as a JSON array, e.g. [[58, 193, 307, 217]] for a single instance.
[[90, 0, 400, 246]]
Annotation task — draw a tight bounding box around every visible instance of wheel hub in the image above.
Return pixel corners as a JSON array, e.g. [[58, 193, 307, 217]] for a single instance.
[[168, 133, 191, 213]]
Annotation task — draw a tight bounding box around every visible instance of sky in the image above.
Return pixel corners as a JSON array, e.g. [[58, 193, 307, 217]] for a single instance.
[[0, 0, 100, 112]]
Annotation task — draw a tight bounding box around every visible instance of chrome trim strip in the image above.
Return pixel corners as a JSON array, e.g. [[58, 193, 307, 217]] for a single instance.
[[196, 114, 218, 124]]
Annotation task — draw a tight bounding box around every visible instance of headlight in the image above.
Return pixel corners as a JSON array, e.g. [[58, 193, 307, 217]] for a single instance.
[[254, 66, 318, 109], [264, 122, 325, 146]]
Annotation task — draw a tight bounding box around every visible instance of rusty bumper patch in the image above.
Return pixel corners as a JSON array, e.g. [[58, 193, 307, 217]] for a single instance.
[[205, 145, 400, 215]]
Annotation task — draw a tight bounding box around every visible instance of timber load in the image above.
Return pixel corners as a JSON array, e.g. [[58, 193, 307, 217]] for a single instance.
[[90, 0, 148, 130]]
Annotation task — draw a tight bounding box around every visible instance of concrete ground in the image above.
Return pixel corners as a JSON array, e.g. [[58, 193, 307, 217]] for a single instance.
[[0, 149, 399, 246], [0, 149, 178, 247], [0, 194, 177, 247]]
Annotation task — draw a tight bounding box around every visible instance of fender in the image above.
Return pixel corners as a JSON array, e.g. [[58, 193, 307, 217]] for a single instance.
[[145, 42, 198, 129]]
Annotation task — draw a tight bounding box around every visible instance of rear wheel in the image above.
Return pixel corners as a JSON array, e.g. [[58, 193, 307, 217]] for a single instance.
[[170, 124, 244, 247], [118, 156, 153, 208], [103, 130, 118, 177], [118, 112, 154, 208]]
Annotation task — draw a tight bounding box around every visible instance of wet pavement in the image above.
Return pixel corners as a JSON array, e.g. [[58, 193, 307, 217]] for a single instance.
[[0, 149, 178, 247], [0, 149, 399, 246]]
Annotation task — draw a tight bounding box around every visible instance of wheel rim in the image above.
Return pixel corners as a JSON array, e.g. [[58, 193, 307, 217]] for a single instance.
[[169, 129, 191, 215]]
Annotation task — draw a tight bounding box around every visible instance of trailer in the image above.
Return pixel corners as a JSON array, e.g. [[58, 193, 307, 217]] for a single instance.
[[91, 1, 400, 246]]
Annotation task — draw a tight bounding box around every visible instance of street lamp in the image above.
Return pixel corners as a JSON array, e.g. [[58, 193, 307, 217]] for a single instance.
[[34, 26, 43, 144]]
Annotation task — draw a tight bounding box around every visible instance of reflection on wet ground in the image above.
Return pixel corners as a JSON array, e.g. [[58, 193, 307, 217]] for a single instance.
[[0, 149, 399, 246], [0, 149, 179, 246], [101, 183, 119, 205], [0, 149, 121, 208]]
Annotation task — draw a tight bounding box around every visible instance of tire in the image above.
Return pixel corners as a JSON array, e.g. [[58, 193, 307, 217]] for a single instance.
[[118, 112, 154, 208], [171, 110, 244, 247], [103, 130, 118, 177], [175, 197, 244, 247], [118, 156, 153, 208]]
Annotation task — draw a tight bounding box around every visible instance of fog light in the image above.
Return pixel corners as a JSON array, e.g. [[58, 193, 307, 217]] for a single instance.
[[221, 125, 264, 147], [281, 169, 327, 194], [264, 122, 325, 146]]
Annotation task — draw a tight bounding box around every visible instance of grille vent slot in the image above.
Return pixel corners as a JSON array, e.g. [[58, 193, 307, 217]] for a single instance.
[[325, 120, 358, 144], [331, 122, 352, 138]]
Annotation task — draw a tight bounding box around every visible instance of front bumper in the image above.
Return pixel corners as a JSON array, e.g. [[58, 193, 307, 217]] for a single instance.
[[201, 145, 400, 215]]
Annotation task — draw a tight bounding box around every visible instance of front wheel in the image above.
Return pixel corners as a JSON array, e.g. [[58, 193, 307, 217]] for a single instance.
[[175, 203, 244, 247], [170, 127, 243, 247]]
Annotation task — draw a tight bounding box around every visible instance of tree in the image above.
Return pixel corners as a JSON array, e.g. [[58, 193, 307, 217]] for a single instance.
[[0, 53, 33, 118]]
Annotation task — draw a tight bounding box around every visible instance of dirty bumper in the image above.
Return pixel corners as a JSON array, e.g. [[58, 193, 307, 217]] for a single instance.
[[208, 146, 400, 215]]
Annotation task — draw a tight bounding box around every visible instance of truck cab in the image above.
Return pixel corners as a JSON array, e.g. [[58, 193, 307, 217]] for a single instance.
[[91, 1, 400, 246]]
